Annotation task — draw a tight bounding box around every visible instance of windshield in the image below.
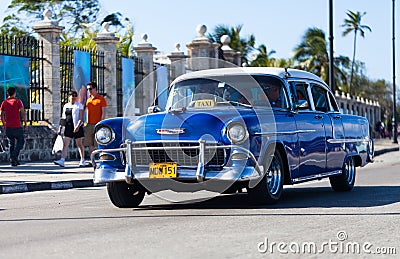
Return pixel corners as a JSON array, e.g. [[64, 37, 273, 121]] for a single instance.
[[166, 75, 288, 110]]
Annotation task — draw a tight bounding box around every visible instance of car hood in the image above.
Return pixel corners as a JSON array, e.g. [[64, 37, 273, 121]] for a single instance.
[[124, 108, 257, 143]]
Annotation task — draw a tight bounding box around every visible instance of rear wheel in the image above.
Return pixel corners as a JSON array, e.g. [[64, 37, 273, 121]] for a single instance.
[[248, 149, 284, 205], [329, 156, 356, 192], [107, 181, 145, 208]]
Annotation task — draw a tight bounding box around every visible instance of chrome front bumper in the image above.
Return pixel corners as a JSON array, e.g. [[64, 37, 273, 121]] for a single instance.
[[91, 140, 263, 184]]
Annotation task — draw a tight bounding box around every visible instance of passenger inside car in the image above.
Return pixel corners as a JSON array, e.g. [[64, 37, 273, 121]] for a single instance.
[[264, 85, 281, 107], [296, 90, 306, 100]]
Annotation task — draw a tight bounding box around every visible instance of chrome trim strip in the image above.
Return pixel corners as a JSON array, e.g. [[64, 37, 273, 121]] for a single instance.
[[254, 129, 316, 136], [292, 170, 342, 183], [327, 138, 369, 144], [122, 140, 218, 144]]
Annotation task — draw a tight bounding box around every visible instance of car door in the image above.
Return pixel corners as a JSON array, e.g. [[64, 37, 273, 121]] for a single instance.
[[325, 91, 347, 172], [291, 82, 328, 179]]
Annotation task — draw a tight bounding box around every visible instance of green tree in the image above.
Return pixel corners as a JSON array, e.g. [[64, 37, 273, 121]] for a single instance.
[[1, 0, 100, 37], [293, 28, 330, 82], [293, 27, 349, 88], [208, 24, 255, 64], [342, 10, 371, 95], [250, 44, 276, 67], [364, 78, 393, 120], [116, 20, 135, 56], [271, 58, 294, 68], [60, 12, 132, 54]]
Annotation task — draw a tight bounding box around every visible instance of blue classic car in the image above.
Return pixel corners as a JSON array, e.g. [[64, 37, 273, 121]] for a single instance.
[[92, 67, 374, 208]]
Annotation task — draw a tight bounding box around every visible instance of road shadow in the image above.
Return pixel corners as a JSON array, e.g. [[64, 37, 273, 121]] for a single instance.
[[136, 185, 400, 211]]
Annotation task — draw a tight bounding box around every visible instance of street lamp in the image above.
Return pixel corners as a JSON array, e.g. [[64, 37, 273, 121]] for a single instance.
[[328, 0, 335, 92], [392, 0, 398, 144]]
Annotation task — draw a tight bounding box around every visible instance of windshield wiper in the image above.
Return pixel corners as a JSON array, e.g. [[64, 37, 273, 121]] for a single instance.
[[217, 101, 253, 108]]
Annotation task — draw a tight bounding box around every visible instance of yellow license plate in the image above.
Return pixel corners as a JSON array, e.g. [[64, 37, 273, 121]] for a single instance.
[[149, 163, 177, 178]]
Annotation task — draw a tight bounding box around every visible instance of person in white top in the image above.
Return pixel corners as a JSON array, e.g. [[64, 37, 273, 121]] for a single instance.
[[54, 91, 86, 167]]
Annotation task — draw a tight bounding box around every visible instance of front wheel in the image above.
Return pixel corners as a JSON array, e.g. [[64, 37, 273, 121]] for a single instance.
[[329, 156, 356, 192], [107, 181, 145, 208], [247, 150, 284, 205]]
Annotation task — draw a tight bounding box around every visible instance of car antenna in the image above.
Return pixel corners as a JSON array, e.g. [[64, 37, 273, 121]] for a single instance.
[[284, 67, 291, 78]]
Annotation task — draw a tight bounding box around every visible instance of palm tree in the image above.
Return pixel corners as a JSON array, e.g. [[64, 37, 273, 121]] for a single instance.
[[293, 27, 330, 82], [342, 10, 371, 95], [250, 44, 276, 67], [293, 27, 349, 88], [208, 24, 255, 65]]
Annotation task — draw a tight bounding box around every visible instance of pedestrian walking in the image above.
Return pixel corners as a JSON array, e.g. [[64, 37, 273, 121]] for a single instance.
[[0, 87, 28, 166], [84, 82, 107, 160], [54, 90, 86, 167], [387, 120, 393, 139]]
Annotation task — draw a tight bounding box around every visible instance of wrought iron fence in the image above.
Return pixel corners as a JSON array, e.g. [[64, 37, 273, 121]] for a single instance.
[[116, 53, 145, 117], [0, 35, 45, 122], [60, 46, 105, 109]]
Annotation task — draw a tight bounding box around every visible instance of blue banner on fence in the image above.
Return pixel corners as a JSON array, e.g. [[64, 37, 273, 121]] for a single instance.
[[122, 57, 135, 110], [73, 50, 91, 107], [0, 55, 30, 108], [156, 65, 169, 109]]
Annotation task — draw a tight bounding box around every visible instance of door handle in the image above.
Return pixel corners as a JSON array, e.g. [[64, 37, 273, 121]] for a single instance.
[[314, 115, 323, 119], [334, 115, 341, 119]]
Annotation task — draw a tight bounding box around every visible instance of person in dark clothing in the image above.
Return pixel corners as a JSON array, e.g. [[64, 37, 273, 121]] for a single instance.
[[387, 120, 393, 139]]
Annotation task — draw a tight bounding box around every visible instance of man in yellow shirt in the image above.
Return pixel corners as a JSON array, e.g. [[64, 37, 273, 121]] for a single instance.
[[84, 82, 107, 160]]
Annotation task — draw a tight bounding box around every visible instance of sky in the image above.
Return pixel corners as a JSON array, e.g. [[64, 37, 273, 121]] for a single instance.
[[0, 0, 399, 83]]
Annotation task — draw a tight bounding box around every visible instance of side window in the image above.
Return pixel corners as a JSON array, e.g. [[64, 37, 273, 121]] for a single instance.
[[328, 92, 339, 112], [311, 85, 328, 112], [256, 77, 289, 109], [289, 81, 310, 110]]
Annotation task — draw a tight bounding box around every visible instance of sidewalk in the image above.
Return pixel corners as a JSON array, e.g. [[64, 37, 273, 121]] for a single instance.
[[0, 160, 98, 194], [0, 139, 399, 194]]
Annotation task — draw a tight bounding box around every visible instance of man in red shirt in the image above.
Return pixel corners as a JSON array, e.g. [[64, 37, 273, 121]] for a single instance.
[[84, 82, 107, 159], [0, 87, 27, 166]]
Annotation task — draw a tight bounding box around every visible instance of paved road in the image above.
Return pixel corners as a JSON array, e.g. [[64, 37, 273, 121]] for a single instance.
[[0, 152, 399, 258]]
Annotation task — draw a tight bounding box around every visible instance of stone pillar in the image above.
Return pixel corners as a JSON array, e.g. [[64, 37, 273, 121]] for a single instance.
[[32, 10, 64, 127], [186, 24, 220, 71], [94, 23, 119, 118], [220, 35, 241, 66], [167, 43, 188, 81], [134, 34, 157, 114]]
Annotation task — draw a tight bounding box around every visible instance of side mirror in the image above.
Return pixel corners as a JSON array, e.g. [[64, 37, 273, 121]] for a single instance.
[[147, 106, 162, 114], [295, 100, 309, 110]]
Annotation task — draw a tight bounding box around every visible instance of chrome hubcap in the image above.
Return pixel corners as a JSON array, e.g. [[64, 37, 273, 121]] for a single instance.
[[345, 157, 355, 185], [266, 155, 282, 195]]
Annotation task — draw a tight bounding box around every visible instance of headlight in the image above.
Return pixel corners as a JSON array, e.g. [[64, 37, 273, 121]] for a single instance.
[[227, 123, 248, 144], [95, 126, 115, 145]]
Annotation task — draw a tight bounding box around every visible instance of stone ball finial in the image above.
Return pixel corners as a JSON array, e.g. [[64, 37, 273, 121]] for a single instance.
[[43, 9, 52, 20], [101, 22, 110, 33], [196, 24, 207, 37], [175, 43, 181, 52], [141, 33, 148, 42], [221, 35, 231, 45]]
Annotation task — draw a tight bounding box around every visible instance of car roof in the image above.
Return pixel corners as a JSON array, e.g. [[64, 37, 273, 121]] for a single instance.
[[171, 67, 329, 90]]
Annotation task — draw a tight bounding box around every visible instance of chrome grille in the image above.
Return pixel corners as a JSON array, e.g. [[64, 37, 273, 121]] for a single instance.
[[131, 142, 225, 167]]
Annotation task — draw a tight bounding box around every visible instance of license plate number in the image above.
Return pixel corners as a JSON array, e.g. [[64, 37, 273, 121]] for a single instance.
[[149, 163, 177, 178]]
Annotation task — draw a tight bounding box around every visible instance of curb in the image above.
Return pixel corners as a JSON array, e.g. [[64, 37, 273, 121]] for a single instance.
[[374, 147, 399, 157], [0, 179, 104, 194]]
